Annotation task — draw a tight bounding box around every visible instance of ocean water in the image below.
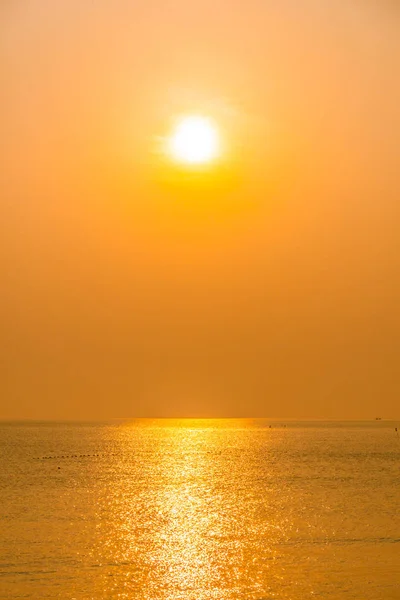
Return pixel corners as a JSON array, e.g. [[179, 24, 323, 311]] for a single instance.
[[0, 419, 399, 600]]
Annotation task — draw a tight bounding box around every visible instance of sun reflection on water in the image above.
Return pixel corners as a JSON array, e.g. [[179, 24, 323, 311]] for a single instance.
[[94, 419, 295, 599], [149, 426, 224, 599]]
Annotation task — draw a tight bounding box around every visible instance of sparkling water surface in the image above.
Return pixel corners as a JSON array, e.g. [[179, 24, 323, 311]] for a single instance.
[[0, 419, 399, 599]]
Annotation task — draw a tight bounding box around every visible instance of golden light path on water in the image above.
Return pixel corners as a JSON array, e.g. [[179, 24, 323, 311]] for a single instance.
[[93, 420, 296, 600], [146, 424, 281, 599]]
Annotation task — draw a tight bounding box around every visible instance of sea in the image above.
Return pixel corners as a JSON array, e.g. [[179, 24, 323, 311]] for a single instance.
[[0, 419, 399, 600]]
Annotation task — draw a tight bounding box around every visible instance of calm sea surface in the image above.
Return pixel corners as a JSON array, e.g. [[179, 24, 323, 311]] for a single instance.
[[0, 419, 399, 599]]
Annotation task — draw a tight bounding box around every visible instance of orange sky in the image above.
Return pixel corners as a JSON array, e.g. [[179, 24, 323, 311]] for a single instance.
[[1, 1, 399, 419]]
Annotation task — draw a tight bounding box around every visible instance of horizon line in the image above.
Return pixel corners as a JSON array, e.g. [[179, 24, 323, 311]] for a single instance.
[[0, 416, 398, 422]]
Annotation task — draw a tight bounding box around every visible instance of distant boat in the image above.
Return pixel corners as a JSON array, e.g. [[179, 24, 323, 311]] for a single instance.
[[375, 417, 382, 421]]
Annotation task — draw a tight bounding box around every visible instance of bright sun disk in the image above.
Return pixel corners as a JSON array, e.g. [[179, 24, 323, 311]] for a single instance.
[[168, 116, 220, 165]]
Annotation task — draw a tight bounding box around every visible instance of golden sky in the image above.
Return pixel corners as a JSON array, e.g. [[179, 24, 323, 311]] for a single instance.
[[1, 1, 399, 419]]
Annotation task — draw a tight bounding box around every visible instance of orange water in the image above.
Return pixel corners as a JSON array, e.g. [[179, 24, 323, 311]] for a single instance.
[[0, 419, 399, 599]]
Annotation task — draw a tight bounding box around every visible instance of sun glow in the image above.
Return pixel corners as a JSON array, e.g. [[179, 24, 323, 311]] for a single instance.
[[168, 116, 220, 165]]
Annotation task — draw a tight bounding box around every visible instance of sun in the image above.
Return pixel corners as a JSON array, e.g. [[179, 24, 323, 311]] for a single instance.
[[167, 116, 220, 165]]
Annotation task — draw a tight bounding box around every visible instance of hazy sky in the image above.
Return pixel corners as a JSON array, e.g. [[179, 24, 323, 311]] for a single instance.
[[1, 1, 399, 419]]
